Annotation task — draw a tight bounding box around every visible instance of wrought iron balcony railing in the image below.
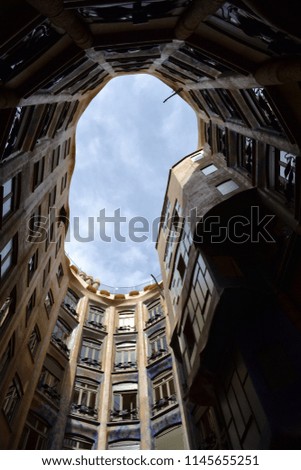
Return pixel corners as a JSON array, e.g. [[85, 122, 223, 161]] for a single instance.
[[51, 334, 70, 356], [152, 395, 177, 415], [71, 403, 98, 419], [61, 301, 78, 318], [79, 357, 102, 369], [110, 408, 138, 421], [86, 320, 106, 331], [115, 325, 136, 333], [145, 314, 164, 327], [147, 348, 167, 363], [38, 383, 61, 405], [114, 361, 137, 371]]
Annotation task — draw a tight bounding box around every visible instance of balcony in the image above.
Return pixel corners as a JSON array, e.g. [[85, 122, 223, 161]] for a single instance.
[[79, 357, 102, 369], [147, 348, 168, 363], [115, 325, 135, 333], [38, 383, 61, 406], [61, 301, 78, 318], [71, 403, 98, 419], [86, 320, 106, 331], [152, 395, 177, 415], [51, 334, 70, 357], [114, 361, 137, 371], [145, 314, 164, 328], [110, 408, 138, 422]]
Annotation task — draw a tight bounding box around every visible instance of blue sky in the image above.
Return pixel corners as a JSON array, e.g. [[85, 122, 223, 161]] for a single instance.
[[66, 74, 197, 287]]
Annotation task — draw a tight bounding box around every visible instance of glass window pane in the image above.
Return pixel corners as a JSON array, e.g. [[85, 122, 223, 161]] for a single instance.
[[3, 179, 12, 197], [201, 164, 218, 175], [3, 199, 12, 217], [216, 180, 239, 195]]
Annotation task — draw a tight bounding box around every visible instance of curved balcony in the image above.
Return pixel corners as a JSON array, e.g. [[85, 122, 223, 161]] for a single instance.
[[51, 334, 70, 357], [79, 357, 102, 369], [110, 408, 139, 422], [152, 394, 177, 415], [85, 320, 106, 331], [145, 313, 164, 327], [71, 403, 98, 419], [61, 301, 78, 318], [38, 383, 61, 406], [147, 348, 168, 364], [115, 325, 136, 333], [113, 361, 137, 371]]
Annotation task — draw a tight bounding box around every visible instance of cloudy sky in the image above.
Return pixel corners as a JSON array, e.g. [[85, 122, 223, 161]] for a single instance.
[[66, 74, 197, 288]]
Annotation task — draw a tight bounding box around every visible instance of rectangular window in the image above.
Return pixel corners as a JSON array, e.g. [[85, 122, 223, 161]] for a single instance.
[[276, 150, 296, 203], [149, 331, 168, 362], [2, 374, 23, 423], [60, 172, 68, 194], [43, 258, 51, 287], [63, 138, 71, 159], [51, 318, 71, 356], [71, 379, 98, 418], [0, 236, 16, 279], [145, 300, 164, 327], [38, 367, 61, 405], [27, 249, 39, 284], [183, 315, 195, 358], [216, 179, 239, 195], [19, 413, 49, 449], [45, 221, 54, 252], [237, 135, 253, 176], [115, 342, 136, 370], [111, 383, 138, 421], [48, 185, 57, 211], [62, 288, 79, 316], [87, 305, 105, 329], [191, 149, 205, 162], [152, 372, 176, 415], [55, 235, 62, 258], [44, 289, 54, 315], [51, 146, 60, 172], [32, 157, 45, 191], [80, 339, 102, 368], [26, 289, 36, 324], [0, 287, 16, 329], [56, 263, 64, 285], [0, 173, 20, 226], [28, 205, 42, 243], [201, 164, 218, 175], [0, 335, 14, 383], [117, 310, 135, 332], [28, 325, 41, 358]]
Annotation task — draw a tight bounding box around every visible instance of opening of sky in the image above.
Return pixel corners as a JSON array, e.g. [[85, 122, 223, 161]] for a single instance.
[[66, 74, 197, 287]]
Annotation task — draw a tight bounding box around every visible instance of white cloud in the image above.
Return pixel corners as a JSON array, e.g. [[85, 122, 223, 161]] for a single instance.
[[67, 74, 197, 286]]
